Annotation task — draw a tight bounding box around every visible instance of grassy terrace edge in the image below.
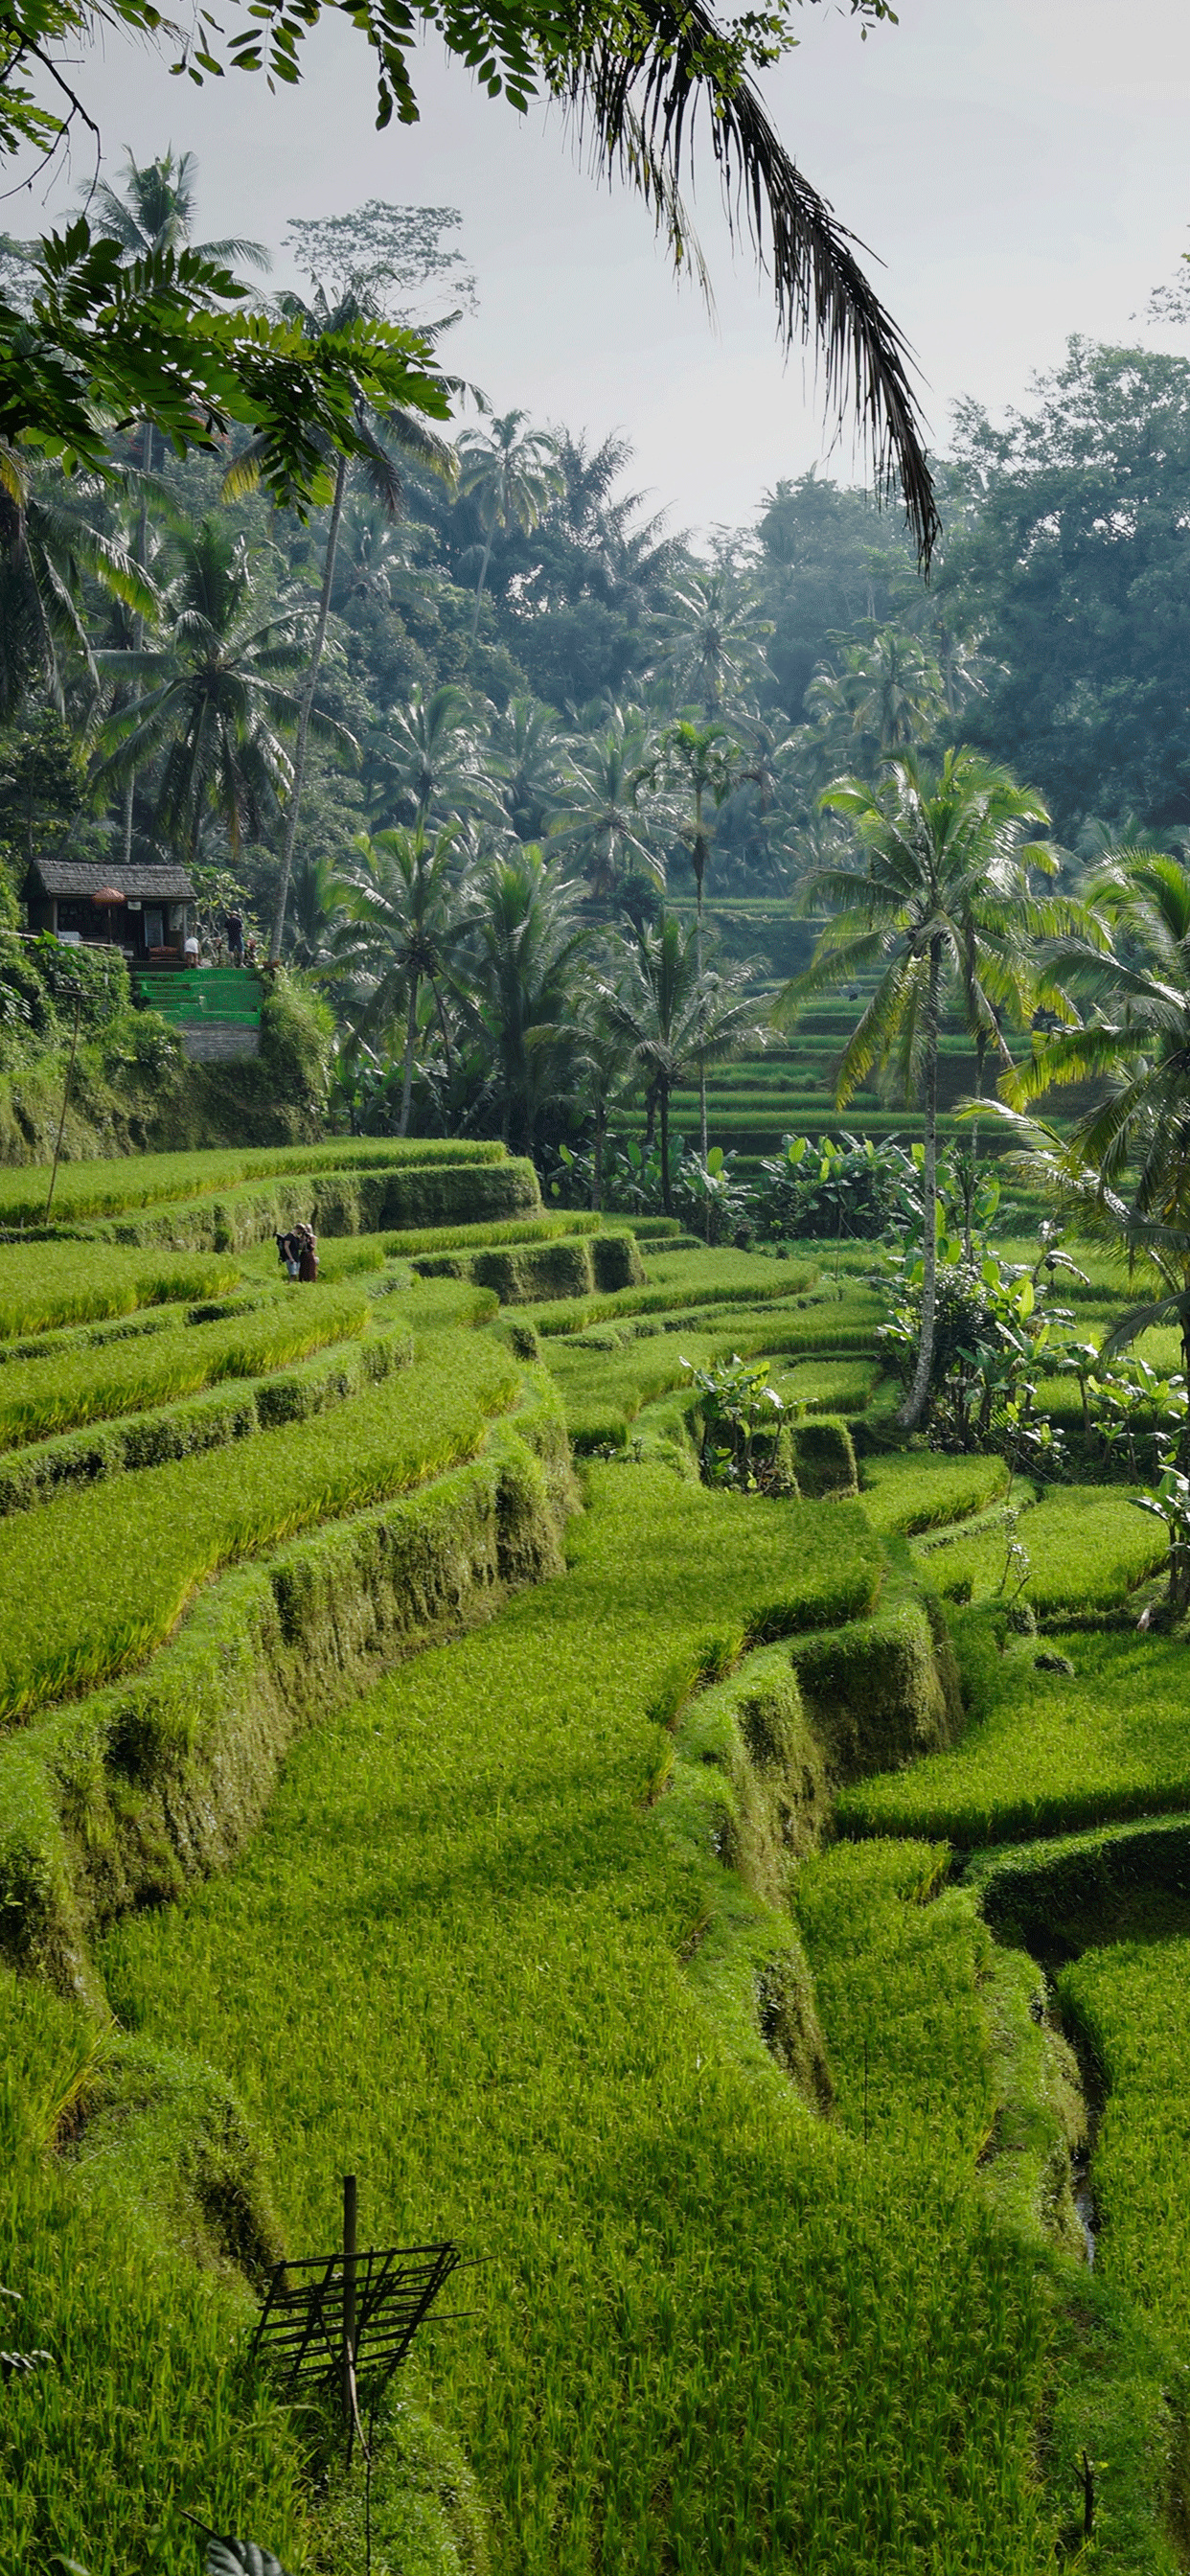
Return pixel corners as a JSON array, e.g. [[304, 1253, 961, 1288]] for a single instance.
[[0, 1373, 575, 1993]]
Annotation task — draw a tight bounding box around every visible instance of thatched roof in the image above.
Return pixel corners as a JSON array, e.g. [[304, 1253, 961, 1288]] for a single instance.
[[30, 861, 195, 902]]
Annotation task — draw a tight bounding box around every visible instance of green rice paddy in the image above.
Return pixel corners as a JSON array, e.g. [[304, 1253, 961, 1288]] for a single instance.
[[3, 1138, 1190, 2576]]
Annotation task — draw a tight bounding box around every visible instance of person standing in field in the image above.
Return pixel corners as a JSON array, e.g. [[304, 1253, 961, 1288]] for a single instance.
[[297, 1224, 318, 1282], [225, 908, 244, 965]]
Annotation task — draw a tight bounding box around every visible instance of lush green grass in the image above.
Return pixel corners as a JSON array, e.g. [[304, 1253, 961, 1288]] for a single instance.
[[101, 1155, 542, 1253], [0, 1330, 519, 1724], [0, 1138, 507, 1230], [840, 1628, 1190, 1848], [0, 1314, 411, 1515], [860, 1451, 1012, 1537], [67, 1464, 1066, 2576], [916, 1484, 1167, 1615], [0, 1966, 309, 2575], [0, 1282, 369, 1449], [525, 1247, 817, 1337], [772, 1356, 882, 1414], [1059, 1939, 1190, 2357], [792, 1839, 999, 2164], [0, 1243, 240, 1340], [543, 1331, 717, 1451]]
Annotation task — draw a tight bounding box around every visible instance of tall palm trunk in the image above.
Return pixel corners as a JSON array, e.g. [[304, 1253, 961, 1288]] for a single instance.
[[659, 1075, 673, 1216], [122, 479, 150, 867], [695, 807, 708, 1162], [964, 1028, 989, 1260], [469, 520, 496, 649], [270, 450, 348, 965], [898, 935, 942, 1432], [400, 971, 420, 1138]]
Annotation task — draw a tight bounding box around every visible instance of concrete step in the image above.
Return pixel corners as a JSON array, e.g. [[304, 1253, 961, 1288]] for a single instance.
[[178, 1023, 261, 1063]]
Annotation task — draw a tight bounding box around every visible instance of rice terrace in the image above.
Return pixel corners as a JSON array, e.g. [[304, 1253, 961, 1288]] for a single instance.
[[0, 1092, 1189, 2576], [6, 1, 1190, 2564]]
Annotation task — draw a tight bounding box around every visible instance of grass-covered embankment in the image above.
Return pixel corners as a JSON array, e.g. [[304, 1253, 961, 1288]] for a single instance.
[[0, 1329, 520, 1723], [0, 1242, 240, 1339], [75, 1460, 1071, 2576]]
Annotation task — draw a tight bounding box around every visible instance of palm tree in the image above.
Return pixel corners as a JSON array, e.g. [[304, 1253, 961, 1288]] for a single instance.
[[661, 718, 741, 1155], [332, 824, 466, 1134], [95, 518, 340, 865], [226, 279, 457, 963], [85, 147, 269, 274], [491, 694, 572, 843], [457, 411, 561, 647], [464, 848, 588, 1155], [551, 708, 668, 896], [85, 149, 270, 862], [286, 849, 350, 970], [571, 986, 638, 1209], [0, 448, 157, 723], [804, 629, 948, 779], [775, 748, 1059, 1429], [367, 682, 503, 834], [997, 849, 1190, 1387], [605, 911, 764, 1214], [661, 565, 770, 718]]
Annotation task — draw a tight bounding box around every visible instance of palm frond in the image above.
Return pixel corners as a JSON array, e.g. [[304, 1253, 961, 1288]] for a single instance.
[[560, 0, 937, 561]]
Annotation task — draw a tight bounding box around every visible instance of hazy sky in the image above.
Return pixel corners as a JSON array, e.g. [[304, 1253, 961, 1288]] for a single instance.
[[14, 0, 1190, 538]]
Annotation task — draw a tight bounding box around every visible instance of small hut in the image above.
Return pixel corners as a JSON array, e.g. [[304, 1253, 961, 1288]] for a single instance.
[[24, 862, 196, 963]]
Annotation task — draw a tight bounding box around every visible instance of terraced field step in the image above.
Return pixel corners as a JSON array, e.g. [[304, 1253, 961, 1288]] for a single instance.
[[132, 966, 263, 1027]]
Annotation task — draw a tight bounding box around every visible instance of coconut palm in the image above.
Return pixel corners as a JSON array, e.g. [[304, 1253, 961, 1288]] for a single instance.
[[804, 629, 948, 777], [457, 411, 561, 647], [605, 911, 765, 1214], [661, 718, 743, 1154], [491, 695, 572, 843], [286, 849, 351, 970], [332, 823, 467, 1134], [0, 448, 157, 722], [551, 708, 668, 896], [660, 566, 771, 718], [775, 748, 1061, 1429], [81, 150, 270, 861], [95, 518, 340, 865], [224, 278, 457, 963], [367, 682, 503, 835], [570, 987, 639, 1209], [463, 848, 589, 1154], [84, 147, 269, 273], [997, 849, 1190, 1383]]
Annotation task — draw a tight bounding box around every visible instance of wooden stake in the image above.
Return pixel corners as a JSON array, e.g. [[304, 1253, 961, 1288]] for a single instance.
[[342, 2174, 358, 2442]]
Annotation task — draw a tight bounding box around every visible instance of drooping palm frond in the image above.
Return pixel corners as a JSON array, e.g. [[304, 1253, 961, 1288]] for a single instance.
[[556, 0, 937, 563]]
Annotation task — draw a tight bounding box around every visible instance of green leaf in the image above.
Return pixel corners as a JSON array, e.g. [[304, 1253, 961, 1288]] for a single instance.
[[208, 2539, 291, 2576]]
